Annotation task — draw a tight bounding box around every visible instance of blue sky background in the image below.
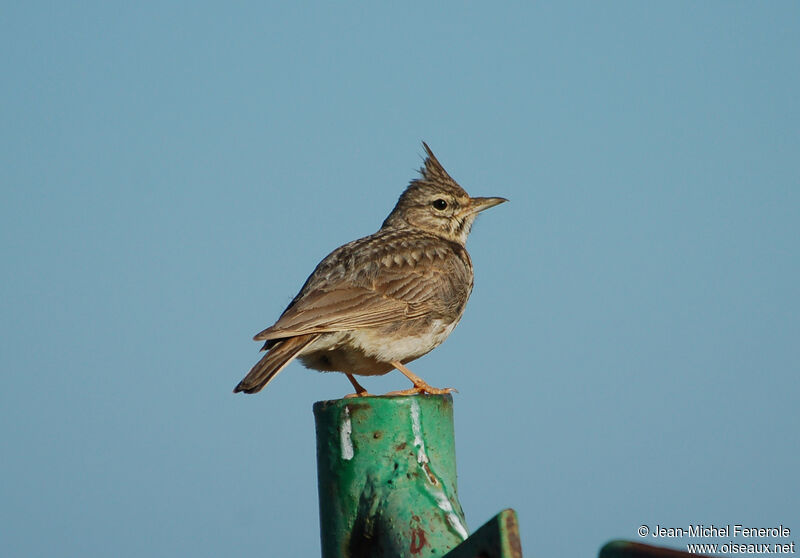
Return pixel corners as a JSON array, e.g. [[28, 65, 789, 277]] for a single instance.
[[2, 3, 798, 557]]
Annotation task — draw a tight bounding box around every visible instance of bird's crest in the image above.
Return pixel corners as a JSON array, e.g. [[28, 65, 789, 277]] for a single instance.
[[418, 142, 459, 187]]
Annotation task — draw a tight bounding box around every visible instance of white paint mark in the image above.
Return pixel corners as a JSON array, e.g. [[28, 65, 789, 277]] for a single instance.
[[410, 400, 468, 541], [410, 399, 429, 464], [340, 406, 354, 461], [433, 490, 469, 540]]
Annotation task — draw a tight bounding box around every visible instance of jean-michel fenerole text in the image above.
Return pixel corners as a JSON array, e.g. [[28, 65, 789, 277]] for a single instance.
[[651, 525, 791, 539]]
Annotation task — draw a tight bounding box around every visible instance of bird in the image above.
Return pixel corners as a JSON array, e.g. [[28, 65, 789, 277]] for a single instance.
[[234, 142, 506, 397]]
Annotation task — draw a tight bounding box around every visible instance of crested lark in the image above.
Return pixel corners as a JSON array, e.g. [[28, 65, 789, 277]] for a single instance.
[[234, 143, 506, 396]]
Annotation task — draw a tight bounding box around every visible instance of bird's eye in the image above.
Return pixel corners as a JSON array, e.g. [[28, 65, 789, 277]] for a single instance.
[[432, 199, 448, 211]]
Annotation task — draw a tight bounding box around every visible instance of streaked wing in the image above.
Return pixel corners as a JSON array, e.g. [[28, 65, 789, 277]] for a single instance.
[[254, 232, 471, 342], [254, 287, 413, 340]]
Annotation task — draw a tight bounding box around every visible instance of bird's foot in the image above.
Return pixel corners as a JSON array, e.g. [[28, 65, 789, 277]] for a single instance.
[[344, 374, 372, 397], [344, 390, 374, 398], [386, 360, 458, 396], [384, 384, 458, 396]]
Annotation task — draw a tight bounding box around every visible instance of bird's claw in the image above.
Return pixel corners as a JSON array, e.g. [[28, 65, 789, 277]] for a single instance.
[[344, 390, 374, 398], [384, 385, 458, 396]]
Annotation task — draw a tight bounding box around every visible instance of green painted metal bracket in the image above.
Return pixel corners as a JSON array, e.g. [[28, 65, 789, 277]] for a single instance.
[[314, 395, 468, 557], [444, 509, 522, 558], [313, 394, 523, 558]]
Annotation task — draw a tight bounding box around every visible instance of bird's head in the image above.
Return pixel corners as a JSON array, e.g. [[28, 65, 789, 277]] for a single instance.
[[382, 142, 507, 245]]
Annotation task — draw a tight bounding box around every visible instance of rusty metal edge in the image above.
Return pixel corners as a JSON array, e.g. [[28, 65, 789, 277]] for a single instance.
[[443, 509, 522, 558]]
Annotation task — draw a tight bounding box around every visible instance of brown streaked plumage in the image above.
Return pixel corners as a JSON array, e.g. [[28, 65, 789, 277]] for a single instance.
[[234, 142, 506, 396]]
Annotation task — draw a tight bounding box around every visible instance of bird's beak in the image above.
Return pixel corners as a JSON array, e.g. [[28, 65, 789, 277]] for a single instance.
[[467, 196, 508, 215]]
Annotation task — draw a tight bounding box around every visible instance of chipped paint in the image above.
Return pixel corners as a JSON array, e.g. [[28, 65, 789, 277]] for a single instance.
[[411, 399, 468, 541], [409, 525, 427, 554], [340, 406, 354, 460], [432, 490, 469, 540], [410, 399, 429, 464]]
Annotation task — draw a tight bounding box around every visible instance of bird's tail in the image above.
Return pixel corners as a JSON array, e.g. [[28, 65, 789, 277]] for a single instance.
[[233, 334, 321, 394]]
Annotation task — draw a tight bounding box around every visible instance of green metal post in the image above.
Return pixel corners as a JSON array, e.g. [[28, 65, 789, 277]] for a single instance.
[[314, 394, 468, 558]]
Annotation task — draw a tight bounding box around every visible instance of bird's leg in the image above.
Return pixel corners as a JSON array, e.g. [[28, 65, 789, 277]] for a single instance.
[[384, 361, 457, 396], [343, 373, 373, 398]]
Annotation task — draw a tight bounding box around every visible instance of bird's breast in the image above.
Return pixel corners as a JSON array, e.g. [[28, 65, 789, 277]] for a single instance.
[[296, 317, 461, 376], [351, 316, 460, 363]]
